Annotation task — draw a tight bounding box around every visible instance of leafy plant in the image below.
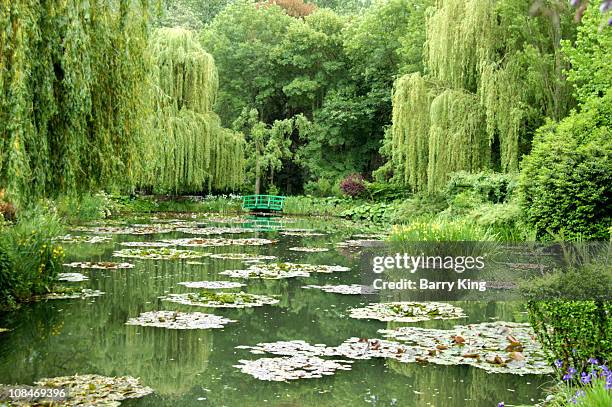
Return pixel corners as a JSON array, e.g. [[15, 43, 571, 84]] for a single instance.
[[339, 174, 366, 197]]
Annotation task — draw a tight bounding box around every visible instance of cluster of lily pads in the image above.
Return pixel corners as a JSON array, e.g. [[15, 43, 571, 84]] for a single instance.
[[160, 291, 279, 308], [176, 227, 250, 235], [5, 374, 154, 406], [302, 284, 377, 295], [235, 321, 552, 381], [177, 281, 245, 289], [36, 288, 105, 300], [234, 356, 353, 382], [63, 261, 135, 269], [288, 247, 329, 253], [348, 301, 467, 322], [209, 253, 277, 261], [113, 248, 209, 260], [53, 234, 112, 244], [126, 311, 235, 330], [160, 238, 276, 247], [58, 272, 89, 282], [280, 230, 326, 237], [71, 224, 175, 235], [220, 262, 351, 280]]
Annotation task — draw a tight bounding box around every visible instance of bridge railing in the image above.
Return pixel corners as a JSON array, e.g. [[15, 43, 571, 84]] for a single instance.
[[242, 195, 286, 211]]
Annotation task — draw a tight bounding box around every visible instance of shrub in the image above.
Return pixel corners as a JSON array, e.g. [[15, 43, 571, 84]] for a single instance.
[[390, 192, 448, 223], [518, 95, 612, 240], [364, 182, 410, 201], [445, 171, 518, 204], [339, 174, 366, 198], [523, 263, 612, 372], [466, 203, 531, 241], [304, 179, 335, 197], [339, 202, 395, 223]]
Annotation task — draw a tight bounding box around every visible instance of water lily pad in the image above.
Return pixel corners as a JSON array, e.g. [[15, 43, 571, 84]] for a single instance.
[[33, 374, 153, 405], [63, 261, 135, 270], [348, 302, 467, 322], [237, 321, 552, 376], [288, 247, 329, 253], [376, 321, 553, 375], [234, 356, 352, 382], [209, 253, 277, 261], [177, 227, 250, 235], [352, 233, 388, 240], [161, 291, 279, 308], [71, 225, 174, 235], [336, 239, 382, 248], [113, 248, 210, 260], [280, 231, 325, 237], [119, 241, 175, 248], [161, 238, 276, 247], [38, 288, 105, 300], [219, 262, 350, 280], [126, 311, 235, 329], [178, 281, 245, 289], [302, 284, 377, 295], [58, 272, 89, 282], [53, 234, 112, 244]]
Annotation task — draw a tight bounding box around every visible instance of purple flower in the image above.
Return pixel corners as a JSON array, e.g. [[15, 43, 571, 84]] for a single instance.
[[587, 358, 599, 365], [497, 403, 505, 407], [606, 376, 612, 390], [554, 359, 563, 368], [580, 372, 591, 384], [570, 0, 581, 7]]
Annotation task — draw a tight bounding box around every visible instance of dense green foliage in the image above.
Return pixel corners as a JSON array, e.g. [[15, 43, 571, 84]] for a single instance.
[[141, 28, 245, 193], [519, 8, 611, 240], [0, 208, 64, 308], [0, 0, 153, 205], [387, 0, 577, 192]]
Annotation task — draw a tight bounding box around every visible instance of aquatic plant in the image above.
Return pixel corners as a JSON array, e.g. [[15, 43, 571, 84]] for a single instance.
[[63, 261, 134, 270], [57, 273, 89, 282], [348, 302, 467, 322], [288, 247, 329, 252], [177, 281, 245, 289], [302, 285, 377, 295], [161, 291, 279, 308], [113, 248, 209, 260], [126, 311, 235, 330], [220, 262, 350, 280], [234, 355, 353, 382]]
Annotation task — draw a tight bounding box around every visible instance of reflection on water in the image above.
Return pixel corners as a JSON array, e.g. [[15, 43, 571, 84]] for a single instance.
[[0, 215, 550, 406]]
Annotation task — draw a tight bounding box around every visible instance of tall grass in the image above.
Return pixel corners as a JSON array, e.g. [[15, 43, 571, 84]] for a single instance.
[[0, 205, 65, 308]]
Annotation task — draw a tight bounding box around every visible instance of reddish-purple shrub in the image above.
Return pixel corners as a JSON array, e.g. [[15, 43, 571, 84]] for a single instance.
[[340, 174, 366, 197]]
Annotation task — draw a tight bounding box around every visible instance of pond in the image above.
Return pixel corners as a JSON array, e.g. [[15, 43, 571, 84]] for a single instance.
[[0, 214, 550, 406]]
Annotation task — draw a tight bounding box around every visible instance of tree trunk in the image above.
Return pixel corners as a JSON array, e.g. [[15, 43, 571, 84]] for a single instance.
[[255, 156, 261, 195]]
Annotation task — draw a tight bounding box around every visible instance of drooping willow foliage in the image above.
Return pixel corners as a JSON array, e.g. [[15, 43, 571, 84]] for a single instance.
[[0, 0, 153, 204], [391, 73, 431, 191], [141, 28, 244, 193], [389, 0, 575, 192]]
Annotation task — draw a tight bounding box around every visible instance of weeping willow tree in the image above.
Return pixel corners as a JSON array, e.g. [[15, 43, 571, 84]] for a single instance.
[[142, 28, 244, 193], [388, 0, 575, 191], [391, 73, 431, 191], [0, 0, 153, 205]]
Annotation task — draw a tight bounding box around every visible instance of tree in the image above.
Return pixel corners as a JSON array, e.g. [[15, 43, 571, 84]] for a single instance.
[[233, 109, 294, 194], [141, 28, 245, 193], [387, 0, 577, 192]]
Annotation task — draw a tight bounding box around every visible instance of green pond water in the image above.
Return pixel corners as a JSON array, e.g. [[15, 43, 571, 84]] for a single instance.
[[0, 214, 551, 406]]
